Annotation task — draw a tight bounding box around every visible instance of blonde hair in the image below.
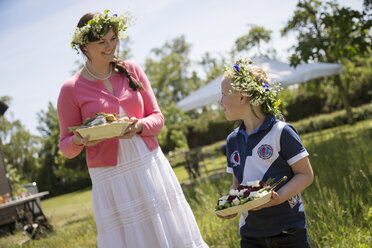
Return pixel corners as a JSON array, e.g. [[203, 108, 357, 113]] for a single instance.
[[223, 57, 282, 118], [223, 65, 271, 93], [247, 65, 271, 86], [224, 65, 270, 86]]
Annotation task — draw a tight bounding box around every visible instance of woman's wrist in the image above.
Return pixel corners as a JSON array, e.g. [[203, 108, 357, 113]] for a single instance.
[[136, 120, 143, 134]]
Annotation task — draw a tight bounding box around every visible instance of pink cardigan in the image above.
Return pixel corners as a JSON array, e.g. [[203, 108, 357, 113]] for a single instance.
[[57, 61, 164, 168]]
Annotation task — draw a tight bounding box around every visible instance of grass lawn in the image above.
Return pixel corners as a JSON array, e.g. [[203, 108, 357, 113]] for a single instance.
[[1, 119, 371, 247]]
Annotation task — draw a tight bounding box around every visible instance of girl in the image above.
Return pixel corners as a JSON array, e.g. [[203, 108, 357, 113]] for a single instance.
[[218, 57, 313, 248]]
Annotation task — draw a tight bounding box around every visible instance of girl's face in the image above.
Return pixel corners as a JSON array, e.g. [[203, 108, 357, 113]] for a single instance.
[[84, 28, 118, 63], [220, 78, 242, 121]]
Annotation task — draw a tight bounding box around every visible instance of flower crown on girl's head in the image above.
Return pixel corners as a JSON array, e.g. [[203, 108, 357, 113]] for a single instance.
[[71, 9, 133, 52], [224, 57, 282, 118]]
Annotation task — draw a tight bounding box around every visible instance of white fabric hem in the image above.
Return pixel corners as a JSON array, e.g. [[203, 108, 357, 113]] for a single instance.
[[287, 150, 309, 165]]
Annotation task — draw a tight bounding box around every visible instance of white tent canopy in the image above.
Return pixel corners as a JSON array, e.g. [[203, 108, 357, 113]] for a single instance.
[[177, 58, 344, 111]]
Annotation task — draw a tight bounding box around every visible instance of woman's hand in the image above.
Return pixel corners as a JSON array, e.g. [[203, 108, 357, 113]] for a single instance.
[[72, 131, 104, 146], [118, 117, 143, 139], [252, 157, 314, 211]]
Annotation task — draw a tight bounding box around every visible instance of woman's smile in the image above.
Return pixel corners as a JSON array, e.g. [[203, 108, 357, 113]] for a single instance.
[[84, 29, 118, 62]]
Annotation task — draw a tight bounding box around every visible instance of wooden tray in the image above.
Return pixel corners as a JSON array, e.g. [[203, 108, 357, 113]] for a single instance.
[[76, 122, 132, 141], [214, 192, 271, 216], [214, 176, 288, 217]]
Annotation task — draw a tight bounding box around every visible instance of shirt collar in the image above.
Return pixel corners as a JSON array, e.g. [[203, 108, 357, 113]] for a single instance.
[[238, 114, 276, 141]]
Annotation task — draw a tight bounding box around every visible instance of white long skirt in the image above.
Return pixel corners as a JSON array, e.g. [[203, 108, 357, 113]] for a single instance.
[[88, 135, 208, 248]]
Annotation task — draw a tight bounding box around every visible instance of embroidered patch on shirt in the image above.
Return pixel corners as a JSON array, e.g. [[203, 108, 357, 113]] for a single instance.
[[230, 151, 240, 167], [288, 194, 300, 208], [257, 144, 273, 159]]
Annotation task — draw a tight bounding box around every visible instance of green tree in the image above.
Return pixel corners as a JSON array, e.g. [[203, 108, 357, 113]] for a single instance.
[[157, 103, 191, 152], [36, 102, 89, 195], [281, 0, 372, 124], [364, 0, 372, 10], [199, 52, 226, 83], [234, 24, 275, 58], [36, 102, 61, 193], [341, 54, 372, 107], [144, 35, 201, 106], [144, 36, 204, 151], [0, 96, 40, 191]]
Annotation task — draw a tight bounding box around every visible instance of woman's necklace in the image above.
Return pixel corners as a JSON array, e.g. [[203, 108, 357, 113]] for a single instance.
[[84, 64, 112, 81]]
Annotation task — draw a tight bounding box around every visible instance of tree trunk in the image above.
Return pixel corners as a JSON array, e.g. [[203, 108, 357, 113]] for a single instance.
[[334, 75, 355, 125]]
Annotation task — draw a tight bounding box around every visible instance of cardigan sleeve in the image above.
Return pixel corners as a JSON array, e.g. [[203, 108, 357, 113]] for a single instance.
[[57, 79, 85, 158], [129, 61, 165, 137]]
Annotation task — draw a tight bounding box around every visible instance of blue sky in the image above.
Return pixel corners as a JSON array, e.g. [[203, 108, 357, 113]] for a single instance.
[[0, 0, 363, 135]]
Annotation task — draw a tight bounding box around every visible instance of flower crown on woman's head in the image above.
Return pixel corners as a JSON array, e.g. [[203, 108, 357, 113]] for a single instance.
[[224, 57, 282, 118], [71, 9, 133, 52]]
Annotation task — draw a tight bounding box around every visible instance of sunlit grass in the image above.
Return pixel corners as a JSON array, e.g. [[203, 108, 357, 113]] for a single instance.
[[42, 188, 93, 228], [299, 119, 372, 247], [1, 119, 371, 247], [173, 156, 226, 184]]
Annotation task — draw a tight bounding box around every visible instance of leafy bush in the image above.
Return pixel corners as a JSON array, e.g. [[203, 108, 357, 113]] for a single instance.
[[181, 103, 372, 150], [292, 103, 372, 134], [282, 91, 327, 121], [186, 120, 239, 149]]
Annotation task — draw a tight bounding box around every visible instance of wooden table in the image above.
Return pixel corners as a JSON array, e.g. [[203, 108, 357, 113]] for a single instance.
[[0, 192, 49, 210], [0, 191, 50, 234]]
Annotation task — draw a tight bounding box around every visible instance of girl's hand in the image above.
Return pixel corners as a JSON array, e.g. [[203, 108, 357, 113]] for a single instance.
[[118, 118, 143, 139], [72, 131, 104, 146], [216, 213, 238, 219], [251, 191, 282, 211], [251, 157, 314, 211]]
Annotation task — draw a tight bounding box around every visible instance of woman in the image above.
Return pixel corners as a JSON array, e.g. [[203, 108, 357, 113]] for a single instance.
[[57, 10, 208, 248]]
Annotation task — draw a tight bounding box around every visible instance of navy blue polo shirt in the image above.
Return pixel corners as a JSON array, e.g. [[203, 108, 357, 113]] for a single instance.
[[225, 114, 309, 237]]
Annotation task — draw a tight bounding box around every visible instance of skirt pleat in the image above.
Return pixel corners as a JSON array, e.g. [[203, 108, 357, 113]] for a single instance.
[[89, 134, 208, 248]]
